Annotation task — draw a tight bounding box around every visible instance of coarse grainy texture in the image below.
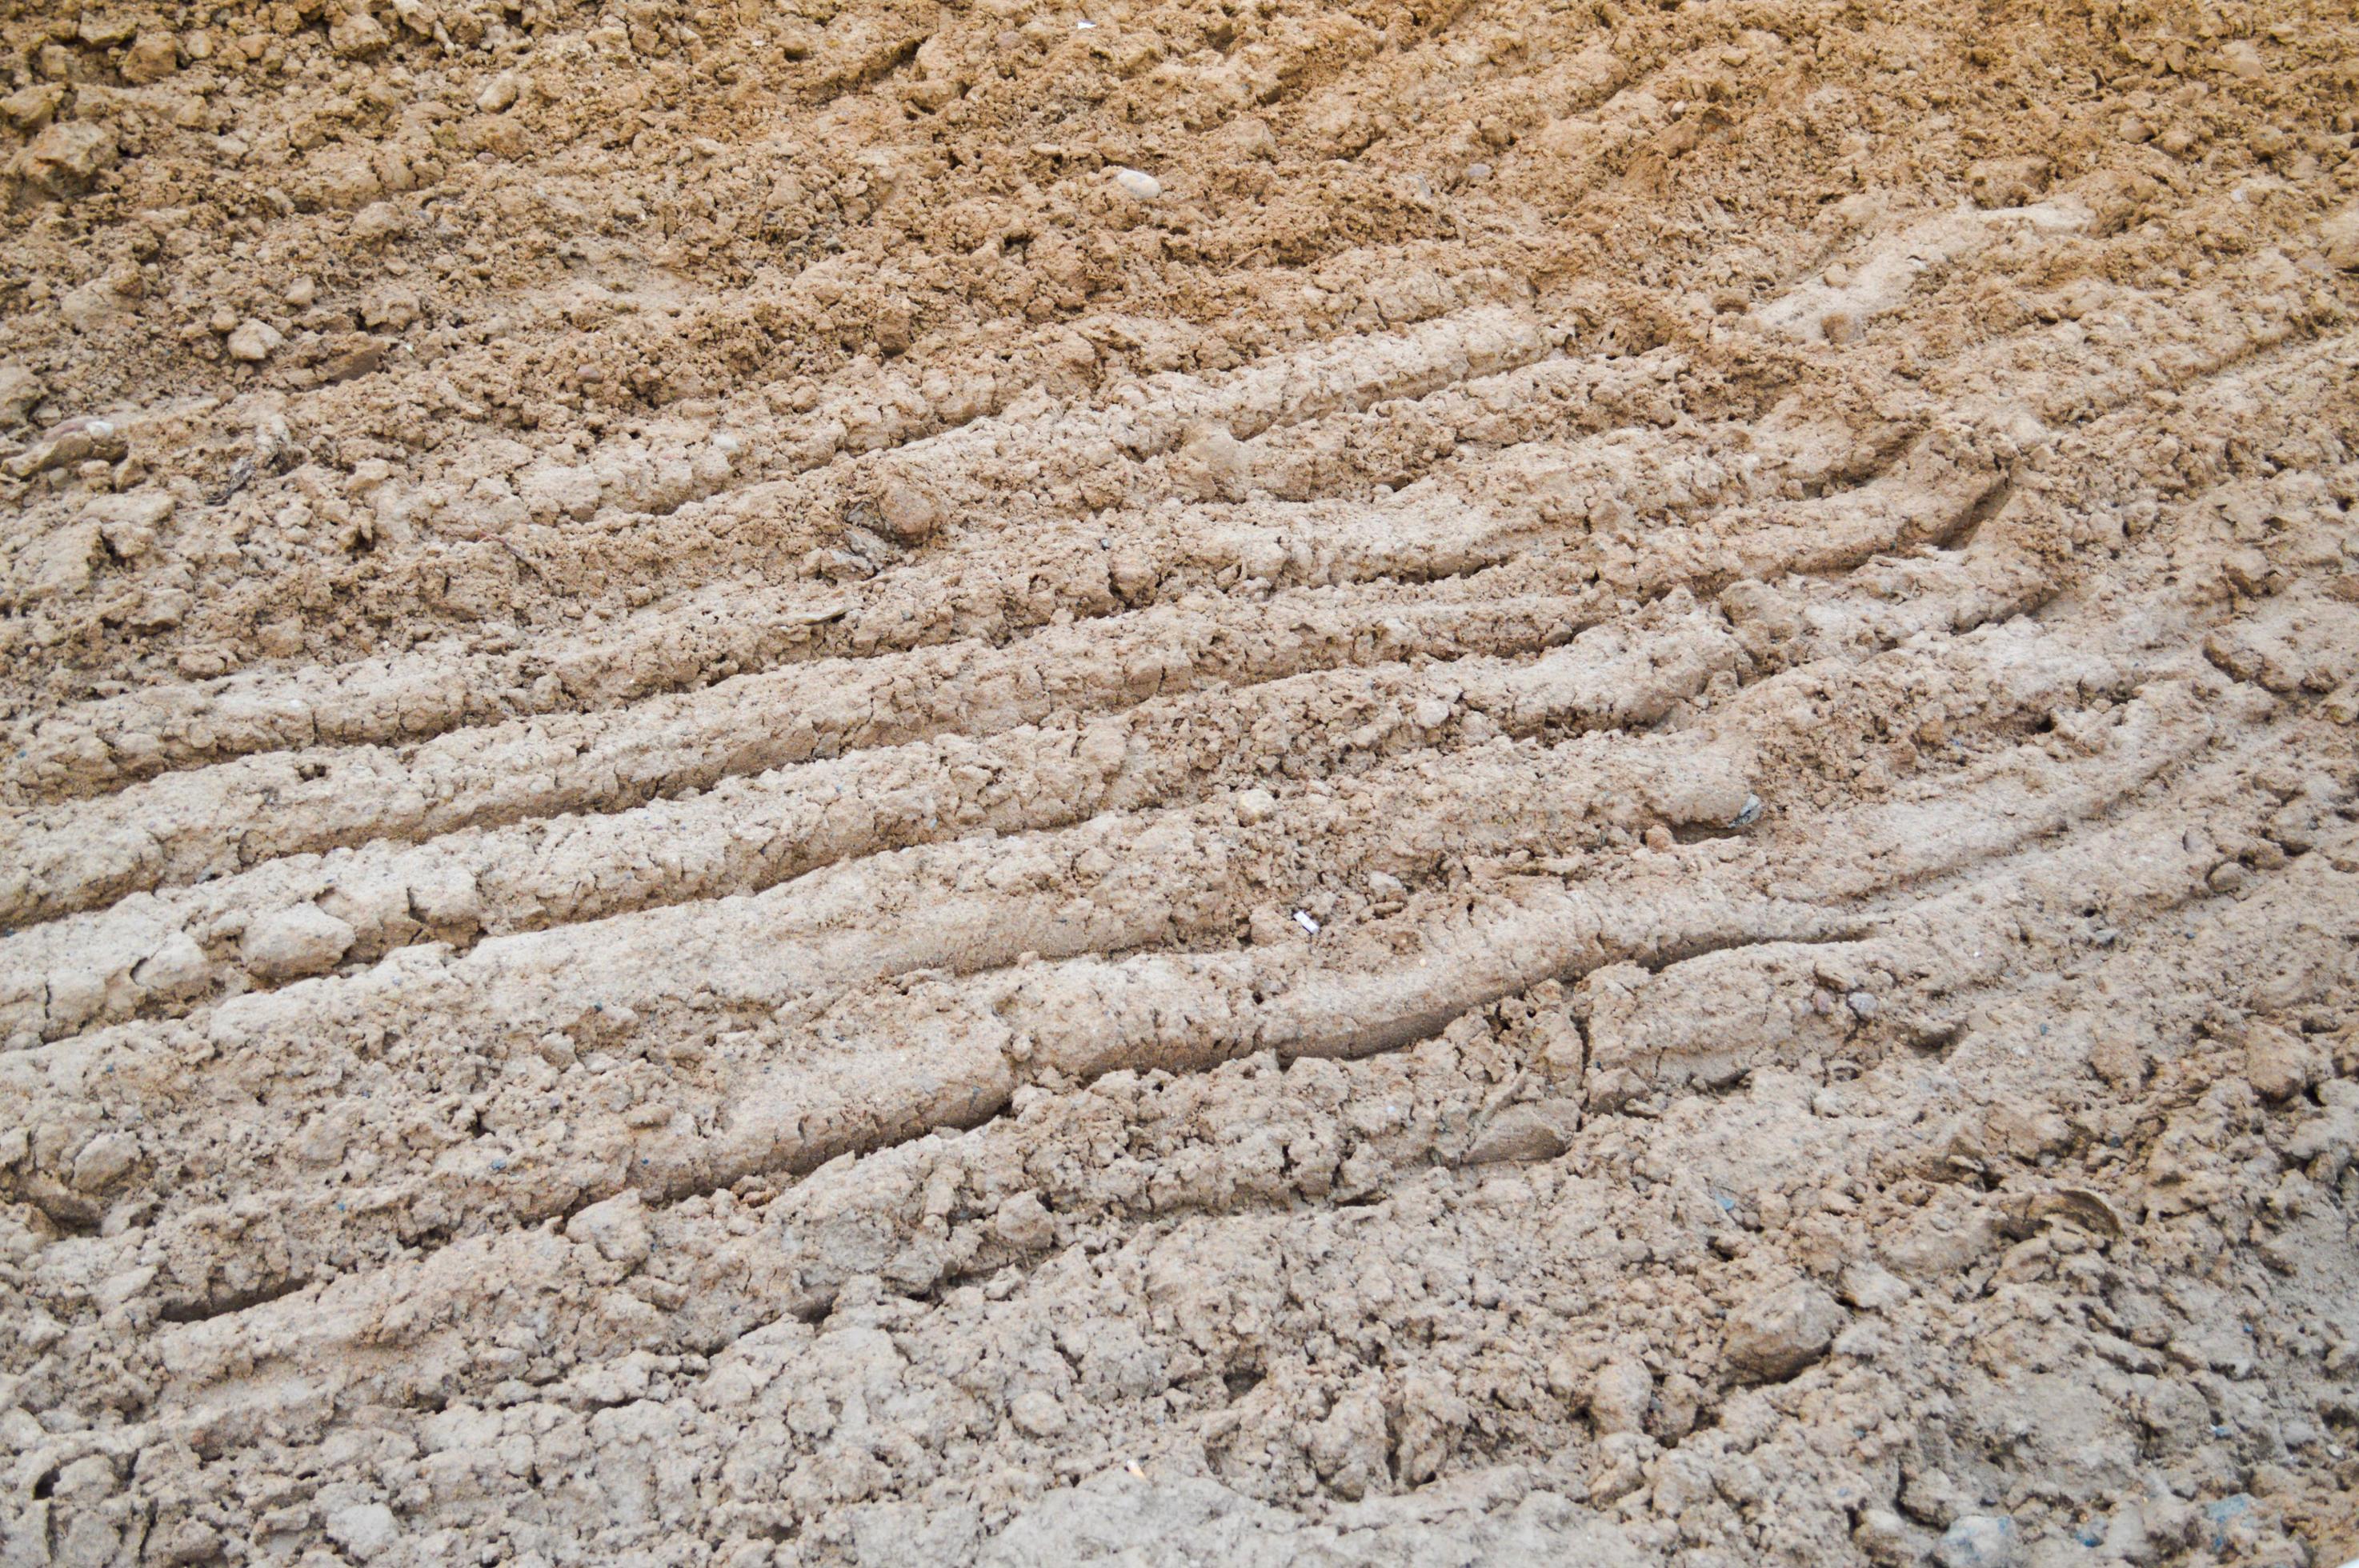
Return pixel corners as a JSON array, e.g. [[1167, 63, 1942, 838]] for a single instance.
[[2, 0, 2358, 1564]]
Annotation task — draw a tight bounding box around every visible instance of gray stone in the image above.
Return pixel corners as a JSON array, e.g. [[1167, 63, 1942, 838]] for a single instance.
[[875, 478, 943, 544], [70, 1131, 139, 1193], [1724, 1281, 1844, 1382]]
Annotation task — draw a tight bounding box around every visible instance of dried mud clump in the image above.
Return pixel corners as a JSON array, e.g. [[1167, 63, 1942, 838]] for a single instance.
[[3, 0, 2359, 1562]]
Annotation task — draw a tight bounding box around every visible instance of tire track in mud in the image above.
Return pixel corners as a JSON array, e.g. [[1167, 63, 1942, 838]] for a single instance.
[[2, 558, 2321, 1308], [122, 822, 2359, 1527], [2, 302, 1560, 787], [50, 683, 2337, 1337], [4, 349, 2340, 1226], [0, 603, 1741, 1038], [5, 242, 2329, 806], [7, 0, 2359, 1557], [10, 318, 2350, 1036], [0, 428, 2017, 925], [9, 332, 2349, 1263]]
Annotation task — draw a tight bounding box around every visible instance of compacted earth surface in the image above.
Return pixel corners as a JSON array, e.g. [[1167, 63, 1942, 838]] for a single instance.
[[5, 0, 2359, 1562]]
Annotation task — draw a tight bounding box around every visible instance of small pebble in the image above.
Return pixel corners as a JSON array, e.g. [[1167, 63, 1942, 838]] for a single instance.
[[227, 319, 283, 363], [1724, 1281, 1844, 1382], [1112, 166, 1161, 201], [875, 479, 942, 545]]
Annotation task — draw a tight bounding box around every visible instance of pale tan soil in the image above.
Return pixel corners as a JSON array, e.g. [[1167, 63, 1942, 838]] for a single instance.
[[3, 0, 2359, 1563]]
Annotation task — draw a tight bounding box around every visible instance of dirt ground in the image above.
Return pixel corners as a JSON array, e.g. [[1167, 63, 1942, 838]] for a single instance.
[[3, 0, 2359, 1561]]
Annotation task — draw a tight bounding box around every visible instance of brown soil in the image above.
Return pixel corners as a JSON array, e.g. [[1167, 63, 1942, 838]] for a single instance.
[[4, 0, 2358, 1562]]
